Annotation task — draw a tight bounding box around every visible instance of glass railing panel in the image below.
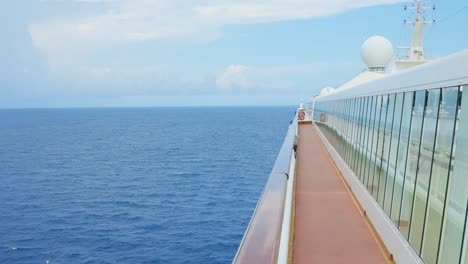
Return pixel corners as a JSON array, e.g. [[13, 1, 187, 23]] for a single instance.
[[356, 98, 366, 179], [338, 100, 345, 157], [347, 99, 356, 165], [372, 95, 387, 200], [439, 85, 468, 264], [362, 96, 376, 187], [357, 97, 368, 182], [378, 94, 395, 207], [391, 92, 414, 224], [420, 87, 460, 264], [352, 98, 363, 174], [369, 95, 383, 195], [400, 90, 426, 239], [344, 99, 353, 165], [366, 96, 379, 192], [409, 89, 441, 254], [384, 93, 404, 215], [350, 98, 360, 171], [312, 84, 468, 263]]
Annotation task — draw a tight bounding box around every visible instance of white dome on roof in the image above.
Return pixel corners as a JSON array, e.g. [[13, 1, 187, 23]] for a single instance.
[[361, 36, 393, 70], [320, 86, 335, 96]]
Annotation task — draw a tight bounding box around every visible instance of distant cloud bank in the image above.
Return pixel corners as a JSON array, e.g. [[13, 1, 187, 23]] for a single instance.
[[30, 0, 404, 67]]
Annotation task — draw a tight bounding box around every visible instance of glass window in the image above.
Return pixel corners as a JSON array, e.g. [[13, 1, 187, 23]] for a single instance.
[[391, 92, 414, 224]]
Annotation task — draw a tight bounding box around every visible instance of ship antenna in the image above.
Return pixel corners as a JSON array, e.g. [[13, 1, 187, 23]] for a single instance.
[[400, 0, 434, 61], [395, 0, 434, 70]]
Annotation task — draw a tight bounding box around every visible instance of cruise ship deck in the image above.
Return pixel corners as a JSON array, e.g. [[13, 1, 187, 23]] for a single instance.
[[234, 36, 468, 264], [293, 123, 390, 263]]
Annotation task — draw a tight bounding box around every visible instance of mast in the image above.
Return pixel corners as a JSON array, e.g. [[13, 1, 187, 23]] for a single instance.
[[396, 0, 435, 70]]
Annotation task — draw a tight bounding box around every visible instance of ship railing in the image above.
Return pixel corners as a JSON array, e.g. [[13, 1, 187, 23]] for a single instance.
[[233, 112, 298, 264], [313, 109, 456, 210]]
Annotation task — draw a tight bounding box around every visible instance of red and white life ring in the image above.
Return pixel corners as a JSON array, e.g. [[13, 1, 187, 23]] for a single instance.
[[320, 112, 327, 122], [298, 110, 305, 121]]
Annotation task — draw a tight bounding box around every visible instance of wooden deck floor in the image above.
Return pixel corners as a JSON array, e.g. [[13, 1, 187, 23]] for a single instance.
[[292, 123, 390, 264]]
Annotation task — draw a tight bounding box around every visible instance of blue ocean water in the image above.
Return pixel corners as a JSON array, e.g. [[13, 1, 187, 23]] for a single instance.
[[0, 107, 294, 264]]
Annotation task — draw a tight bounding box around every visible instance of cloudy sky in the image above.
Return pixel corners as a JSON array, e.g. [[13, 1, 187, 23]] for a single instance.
[[1, 0, 467, 108]]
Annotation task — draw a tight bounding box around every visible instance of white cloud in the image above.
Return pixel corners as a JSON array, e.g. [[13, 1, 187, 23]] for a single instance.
[[89, 66, 112, 78], [30, 0, 405, 66], [216, 64, 251, 89], [216, 62, 360, 91]]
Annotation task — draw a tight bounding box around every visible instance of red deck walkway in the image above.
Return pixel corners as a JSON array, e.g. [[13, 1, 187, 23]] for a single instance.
[[292, 123, 390, 264]]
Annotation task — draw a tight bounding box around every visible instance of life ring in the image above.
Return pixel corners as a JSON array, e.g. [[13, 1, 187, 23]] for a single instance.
[[298, 110, 305, 121], [320, 112, 327, 122]]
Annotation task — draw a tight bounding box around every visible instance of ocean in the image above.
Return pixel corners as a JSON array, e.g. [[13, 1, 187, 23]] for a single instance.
[[0, 107, 294, 264]]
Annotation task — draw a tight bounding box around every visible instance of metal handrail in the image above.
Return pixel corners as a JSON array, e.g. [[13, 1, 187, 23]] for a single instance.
[[233, 114, 298, 264]]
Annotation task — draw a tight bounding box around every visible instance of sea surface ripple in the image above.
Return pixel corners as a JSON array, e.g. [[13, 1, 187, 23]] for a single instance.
[[0, 107, 294, 264]]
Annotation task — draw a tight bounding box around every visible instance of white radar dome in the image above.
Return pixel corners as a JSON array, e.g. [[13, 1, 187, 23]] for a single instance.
[[320, 86, 335, 96], [361, 36, 394, 70]]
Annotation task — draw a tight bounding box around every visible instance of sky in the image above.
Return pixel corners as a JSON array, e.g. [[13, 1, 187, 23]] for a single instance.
[[1, 0, 467, 108]]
